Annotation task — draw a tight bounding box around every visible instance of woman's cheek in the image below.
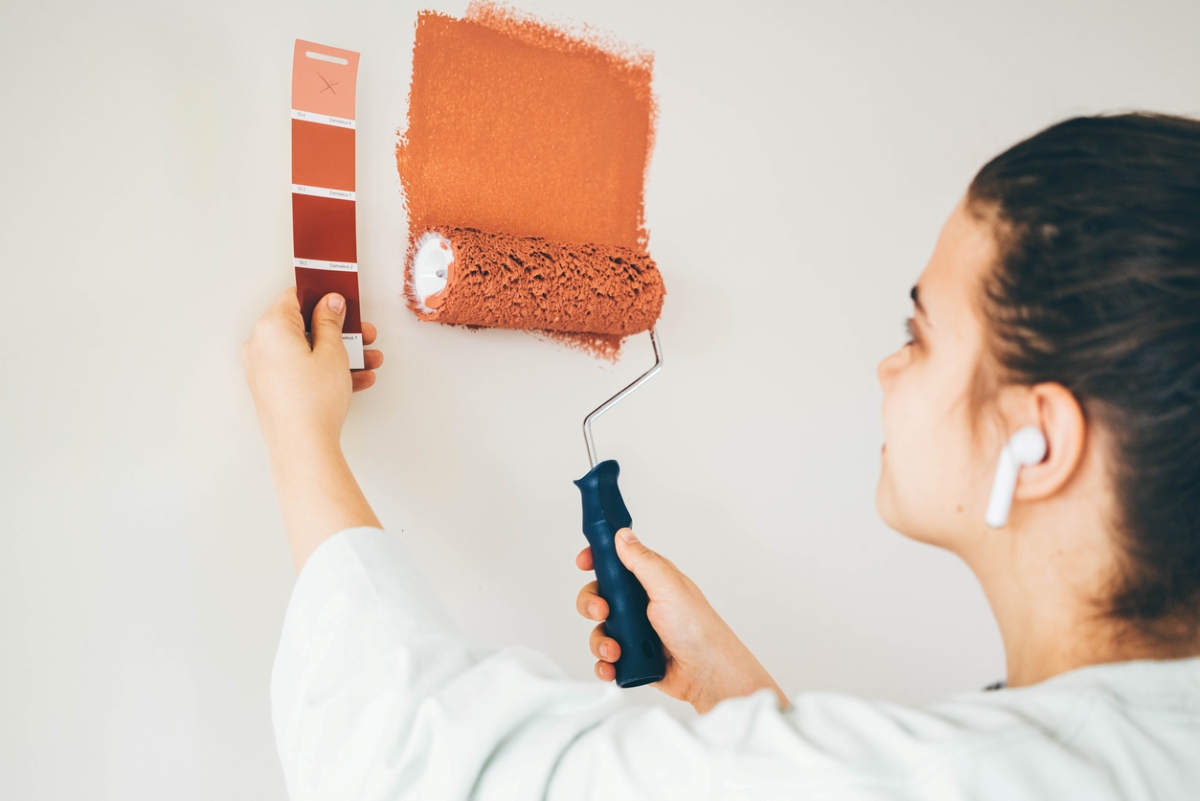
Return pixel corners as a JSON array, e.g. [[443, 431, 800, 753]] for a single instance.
[[883, 367, 927, 457], [878, 377, 924, 524]]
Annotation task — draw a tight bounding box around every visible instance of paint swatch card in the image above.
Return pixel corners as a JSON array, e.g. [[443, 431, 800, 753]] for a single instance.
[[291, 40, 364, 369]]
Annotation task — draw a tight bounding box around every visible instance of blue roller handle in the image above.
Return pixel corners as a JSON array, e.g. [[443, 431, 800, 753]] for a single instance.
[[574, 459, 666, 688]]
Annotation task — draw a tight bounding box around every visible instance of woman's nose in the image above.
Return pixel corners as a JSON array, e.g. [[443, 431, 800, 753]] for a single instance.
[[877, 349, 904, 392]]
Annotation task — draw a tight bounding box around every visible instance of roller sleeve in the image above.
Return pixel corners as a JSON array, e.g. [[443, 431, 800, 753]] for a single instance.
[[406, 227, 665, 336]]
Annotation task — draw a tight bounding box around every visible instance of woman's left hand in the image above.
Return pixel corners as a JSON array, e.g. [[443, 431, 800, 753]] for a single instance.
[[242, 288, 383, 453]]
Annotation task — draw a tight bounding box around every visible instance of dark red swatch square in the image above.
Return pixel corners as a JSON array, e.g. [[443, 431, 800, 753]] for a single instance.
[[295, 267, 362, 334], [292, 193, 358, 263]]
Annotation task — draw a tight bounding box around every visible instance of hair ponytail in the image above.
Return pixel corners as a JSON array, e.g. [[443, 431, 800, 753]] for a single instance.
[[969, 113, 1200, 642]]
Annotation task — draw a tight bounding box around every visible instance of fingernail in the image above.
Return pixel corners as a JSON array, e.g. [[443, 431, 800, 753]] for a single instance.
[[588, 602, 599, 618], [600, 643, 610, 659], [619, 528, 638, 544], [328, 294, 345, 314]]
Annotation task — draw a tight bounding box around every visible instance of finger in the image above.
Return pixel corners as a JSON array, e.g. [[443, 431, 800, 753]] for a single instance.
[[613, 529, 678, 597], [252, 287, 304, 344], [271, 286, 301, 315], [362, 349, 384, 370], [311, 294, 348, 358], [351, 370, 376, 392], [576, 581, 608, 621], [594, 661, 616, 682], [590, 624, 620, 662], [575, 546, 594, 571], [362, 322, 377, 346]]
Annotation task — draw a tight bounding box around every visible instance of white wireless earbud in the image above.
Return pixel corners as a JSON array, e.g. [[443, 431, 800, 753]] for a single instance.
[[984, 425, 1047, 528]]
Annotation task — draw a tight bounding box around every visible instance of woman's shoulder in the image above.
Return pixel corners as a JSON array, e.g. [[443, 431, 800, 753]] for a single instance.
[[668, 659, 1200, 798]]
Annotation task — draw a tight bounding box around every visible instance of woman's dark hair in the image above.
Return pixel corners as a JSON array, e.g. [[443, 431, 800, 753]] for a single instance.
[[968, 113, 1200, 643]]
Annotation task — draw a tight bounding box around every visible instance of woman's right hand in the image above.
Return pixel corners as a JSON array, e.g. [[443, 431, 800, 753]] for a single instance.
[[576, 528, 788, 714]]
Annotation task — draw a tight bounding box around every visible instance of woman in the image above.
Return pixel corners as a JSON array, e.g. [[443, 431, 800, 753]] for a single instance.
[[244, 113, 1200, 798]]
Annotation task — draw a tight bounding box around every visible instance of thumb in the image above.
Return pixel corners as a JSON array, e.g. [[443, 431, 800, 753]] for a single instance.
[[614, 529, 677, 597], [311, 293, 347, 356]]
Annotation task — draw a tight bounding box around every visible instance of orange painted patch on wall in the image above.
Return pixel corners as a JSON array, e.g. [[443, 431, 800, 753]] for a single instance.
[[396, 2, 663, 357]]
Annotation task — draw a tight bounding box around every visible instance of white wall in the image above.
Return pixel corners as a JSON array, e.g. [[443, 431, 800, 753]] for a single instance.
[[2, 0, 1198, 797]]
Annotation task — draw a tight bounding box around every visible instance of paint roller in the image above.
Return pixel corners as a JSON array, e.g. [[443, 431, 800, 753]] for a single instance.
[[408, 226, 668, 687]]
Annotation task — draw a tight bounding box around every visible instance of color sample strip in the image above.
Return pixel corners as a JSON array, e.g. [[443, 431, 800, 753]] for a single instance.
[[292, 40, 364, 369], [396, 2, 658, 358]]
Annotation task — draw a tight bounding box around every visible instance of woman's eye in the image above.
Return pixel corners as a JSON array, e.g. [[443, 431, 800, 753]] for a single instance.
[[904, 317, 920, 346]]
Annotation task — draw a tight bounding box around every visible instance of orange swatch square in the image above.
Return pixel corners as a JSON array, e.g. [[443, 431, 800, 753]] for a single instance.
[[292, 40, 359, 120], [292, 120, 355, 191]]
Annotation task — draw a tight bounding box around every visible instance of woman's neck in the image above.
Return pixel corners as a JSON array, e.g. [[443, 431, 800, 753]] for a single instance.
[[962, 507, 1200, 688], [998, 606, 1200, 688]]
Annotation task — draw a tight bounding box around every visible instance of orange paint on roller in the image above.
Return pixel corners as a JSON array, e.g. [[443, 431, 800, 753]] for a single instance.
[[397, 2, 662, 356], [410, 227, 664, 335]]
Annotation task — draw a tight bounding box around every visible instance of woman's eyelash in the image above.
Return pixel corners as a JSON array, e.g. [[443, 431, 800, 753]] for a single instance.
[[904, 317, 920, 345]]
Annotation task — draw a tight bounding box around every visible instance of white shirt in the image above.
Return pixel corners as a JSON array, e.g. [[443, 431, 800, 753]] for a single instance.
[[272, 527, 1200, 800]]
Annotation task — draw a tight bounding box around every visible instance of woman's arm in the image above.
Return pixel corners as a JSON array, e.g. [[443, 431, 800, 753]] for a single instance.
[[241, 288, 385, 571], [241, 287, 784, 709], [240, 290, 1048, 799]]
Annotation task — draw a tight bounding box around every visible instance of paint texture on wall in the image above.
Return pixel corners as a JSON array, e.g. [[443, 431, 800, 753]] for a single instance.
[[397, 2, 659, 357]]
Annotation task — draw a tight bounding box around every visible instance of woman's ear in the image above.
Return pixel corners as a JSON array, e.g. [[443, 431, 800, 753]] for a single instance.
[[1013, 382, 1087, 502]]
